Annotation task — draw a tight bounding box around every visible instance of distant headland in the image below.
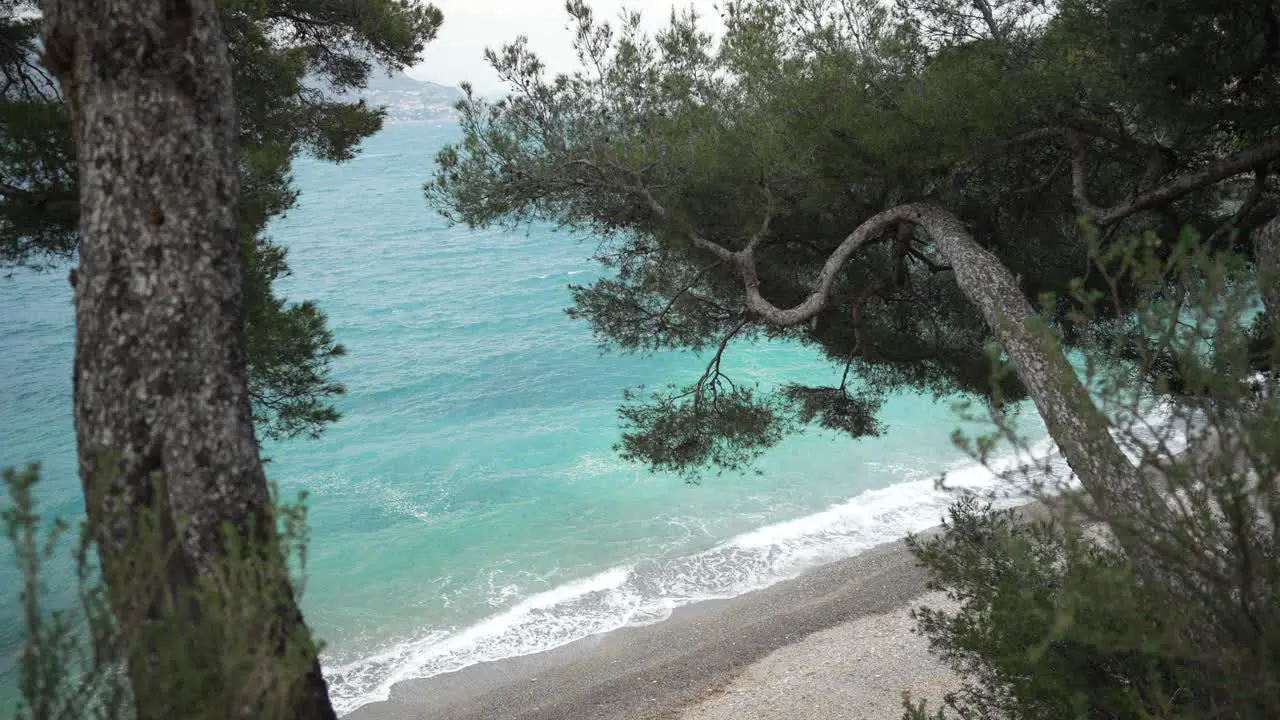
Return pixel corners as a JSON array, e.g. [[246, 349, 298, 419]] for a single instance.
[[327, 71, 464, 124]]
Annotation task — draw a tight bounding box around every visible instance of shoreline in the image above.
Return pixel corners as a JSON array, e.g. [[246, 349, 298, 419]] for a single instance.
[[342, 499, 1059, 720]]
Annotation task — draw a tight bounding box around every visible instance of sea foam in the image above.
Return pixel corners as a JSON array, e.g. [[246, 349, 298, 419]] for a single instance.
[[324, 435, 1069, 715], [325, 394, 1206, 715]]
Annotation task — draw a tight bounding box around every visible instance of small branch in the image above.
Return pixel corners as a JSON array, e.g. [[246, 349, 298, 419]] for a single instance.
[[685, 291, 735, 318], [1057, 117, 1179, 195], [1061, 117, 1170, 164], [564, 159, 746, 269], [1015, 155, 1070, 196], [849, 281, 883, 361], [693, 316, 750, 410], [1209, 169, 1268, 244], [1003, 126, 1067, 146], [1067, 131, 1105, 219], [1095, 137, 1280, 225], [702, 316, 749, 384], [654, 260, 724, 331], [686, 227, 738, 264], [744, 186, 775, 252], [1136, 154, 1171, 194], [972, 0, 1003, 41], [566, 157, 608, 180], [267, 10, 341, 29], [995, 119, 1174, 184], [891, 221, 914, 290]]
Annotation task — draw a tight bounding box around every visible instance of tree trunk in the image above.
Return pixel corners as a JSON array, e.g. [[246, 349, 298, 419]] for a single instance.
[[718, 200, 1147, 520], [40, 1, 335, 718], [1255, 212, 1280, 343], [703, 198, 1159, 561], [704, 196, 1156, 531], [902, 203, 1163, 539]]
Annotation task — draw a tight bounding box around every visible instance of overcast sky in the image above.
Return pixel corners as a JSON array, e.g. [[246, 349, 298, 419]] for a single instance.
[[405, 0, 725, 96]]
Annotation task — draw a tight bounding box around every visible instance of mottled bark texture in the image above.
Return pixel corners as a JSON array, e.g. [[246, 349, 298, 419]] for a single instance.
[[39, 0, 335, 717], [905, 204, 1146, 520], [1256, 212, 1280, 341], [692, 202, 1149, 544]]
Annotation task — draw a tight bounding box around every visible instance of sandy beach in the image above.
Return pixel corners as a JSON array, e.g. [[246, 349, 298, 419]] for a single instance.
[[681, 590, 959, 720], [345, 520, 970, 720]]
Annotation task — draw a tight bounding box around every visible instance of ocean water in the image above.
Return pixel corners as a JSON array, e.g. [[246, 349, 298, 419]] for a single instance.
[[0, 121, 1055, 716]]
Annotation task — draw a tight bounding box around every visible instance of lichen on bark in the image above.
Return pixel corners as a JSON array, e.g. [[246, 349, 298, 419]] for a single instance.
[[41, 0, 336, 715]]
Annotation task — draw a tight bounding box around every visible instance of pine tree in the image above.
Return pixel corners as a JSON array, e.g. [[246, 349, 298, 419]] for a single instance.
[[38, 0, 342, 714], [1, 0, 443, 440], [426, 0, 1280, 559]]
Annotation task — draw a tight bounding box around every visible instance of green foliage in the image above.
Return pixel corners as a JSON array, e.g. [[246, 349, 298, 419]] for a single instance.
[[617, 383, 791, 478], [905, 499, 1233, 719], [0, 0, 444, 439], [5, 464, 323, 720], [1051, 0, 1279, 139], [242, 236, 346, 441], [905, 471, 1280, 719], [780, 383, 885, 438], [0, 2, 76, 270], [427, 0, 1280, 477], [0, 100, 76, 269], [903, 226, 1280, 719]]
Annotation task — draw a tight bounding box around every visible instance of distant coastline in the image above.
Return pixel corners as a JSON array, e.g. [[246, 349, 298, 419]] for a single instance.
[[322, 70, 464, 124]]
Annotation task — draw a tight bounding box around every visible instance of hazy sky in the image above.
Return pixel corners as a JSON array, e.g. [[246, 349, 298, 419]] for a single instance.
[[406, 0, 725, 95]]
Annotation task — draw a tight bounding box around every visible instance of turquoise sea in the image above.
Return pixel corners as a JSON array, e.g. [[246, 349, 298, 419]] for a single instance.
[[0, 121, 1056, 716]]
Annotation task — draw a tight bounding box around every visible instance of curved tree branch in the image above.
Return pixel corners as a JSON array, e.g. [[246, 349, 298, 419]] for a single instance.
[[1095, 137, 1280, 225], [1062, 133, 1280, 226], [1066, 130, 1105, 218], [997, 122, 1278, 226], [666, 197, 1153, 558], [685, 204, 903, 326]]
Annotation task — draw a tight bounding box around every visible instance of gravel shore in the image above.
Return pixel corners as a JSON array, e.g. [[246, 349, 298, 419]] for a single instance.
[[342, 426, 1222, 720], [679, 591, 959, 720], [345, 525, 960, 720]]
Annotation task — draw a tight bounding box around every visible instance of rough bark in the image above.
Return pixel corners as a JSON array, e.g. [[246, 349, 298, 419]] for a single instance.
[[903, 203, 1146, 516], [1256, 212, 1280, 341], [40, 0, 335, 718]]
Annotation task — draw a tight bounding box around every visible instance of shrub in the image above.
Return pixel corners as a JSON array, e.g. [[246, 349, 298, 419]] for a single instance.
[[4, 465, 321, 720]]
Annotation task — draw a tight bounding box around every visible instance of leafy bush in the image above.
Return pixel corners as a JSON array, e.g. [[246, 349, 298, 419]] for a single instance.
[[4, 465, 322, 720], [902, 225, 1280, 719], [904, 498, 1245, 719]]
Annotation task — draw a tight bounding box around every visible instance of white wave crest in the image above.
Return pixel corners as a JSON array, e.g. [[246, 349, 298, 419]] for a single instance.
[[325, 435, 1072, 715]]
